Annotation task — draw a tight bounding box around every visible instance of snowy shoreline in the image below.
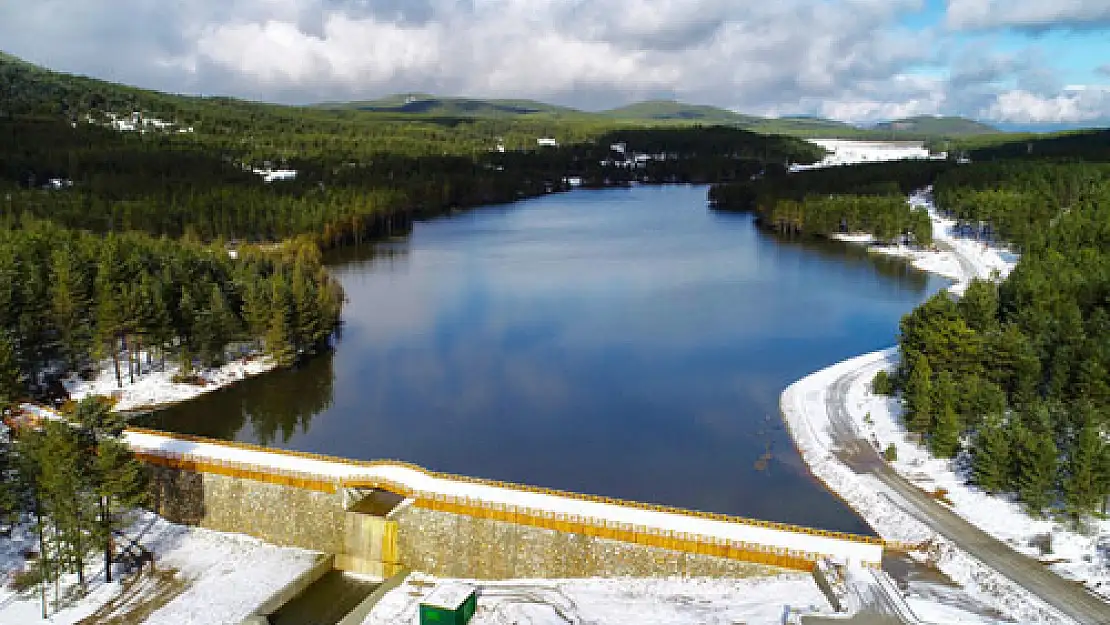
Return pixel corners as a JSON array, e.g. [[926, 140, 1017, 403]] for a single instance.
[[779, 190, 1110, 622], [63, 352, 278, 413]]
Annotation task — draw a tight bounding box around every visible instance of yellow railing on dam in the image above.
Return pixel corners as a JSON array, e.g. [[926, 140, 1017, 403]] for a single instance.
[[126, 427, 886, 569]]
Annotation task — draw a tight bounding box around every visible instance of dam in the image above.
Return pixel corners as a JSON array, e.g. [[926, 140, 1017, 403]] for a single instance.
[[126, 427, 890, 581]]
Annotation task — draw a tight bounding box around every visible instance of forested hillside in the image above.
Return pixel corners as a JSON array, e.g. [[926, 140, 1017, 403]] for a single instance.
[[895, 160, 1110, 519], [708, 161, 952, 244]]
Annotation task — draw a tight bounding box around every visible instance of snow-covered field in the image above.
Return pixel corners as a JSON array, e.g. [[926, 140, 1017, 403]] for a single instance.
[[63, 352, 277, 412], [0, 512, 319, 625], [365, 573, 833, 625], [793, 139, 935, 171]]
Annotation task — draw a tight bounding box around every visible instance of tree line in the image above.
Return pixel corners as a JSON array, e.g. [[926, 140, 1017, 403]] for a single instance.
[[890, 161, 1110, 520], [708, 160, 949, 244], [0, 218, 343, 403], [0, 398, 146, 617]]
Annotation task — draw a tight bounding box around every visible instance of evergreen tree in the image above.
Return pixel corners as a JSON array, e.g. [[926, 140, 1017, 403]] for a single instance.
[[312, 273, 343, 347], [1063, 412, 1108, 519], [240, 278, 270, 347], [15, 429, 53, 618], [266, 278, 295, 367], [92, 438, 147, 582], [72, 395, 126, 439], [94, 284, 123, 388], [972, 414, 1011, 493], [957, 279, 999, 334], [904, 354, 933, 433], [931, 384, 961, 458], [137, 272, 172, 366], [33, 420, 96, 591], [194, 283, 237, 366], [49, 246, 91, 368], [0, 334, 20, 411], [1018, 427, 1059, 516], [0, 426, 18, 529], [265, 306, 295, 368], [290, 259, 318, 353]]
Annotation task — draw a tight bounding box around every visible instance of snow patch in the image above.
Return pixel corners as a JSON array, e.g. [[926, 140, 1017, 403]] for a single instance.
[[0, 512, 319, 625], [63, 351, 278, 412], [836, 188, 1018, 296], [781, 350, 1070, 623], [365, 573, 833, 625], [793, 139, 937, 171], [848, 353, 1110, 601]]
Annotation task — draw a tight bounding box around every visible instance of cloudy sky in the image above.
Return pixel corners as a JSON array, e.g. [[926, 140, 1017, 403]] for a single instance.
[[2, 0, 1109, 125]]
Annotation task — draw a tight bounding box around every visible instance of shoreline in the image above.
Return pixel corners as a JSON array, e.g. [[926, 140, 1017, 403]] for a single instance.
[[63, 352, 279, 413], [778, 191, 1110, 622]]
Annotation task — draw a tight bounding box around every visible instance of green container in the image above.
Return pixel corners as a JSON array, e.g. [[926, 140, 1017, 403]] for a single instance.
[[419, 583, 477, 625]]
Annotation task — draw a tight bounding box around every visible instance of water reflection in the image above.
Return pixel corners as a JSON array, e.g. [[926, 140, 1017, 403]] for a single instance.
[[151, 352, 334, 447], [147, 185, 945, 533]]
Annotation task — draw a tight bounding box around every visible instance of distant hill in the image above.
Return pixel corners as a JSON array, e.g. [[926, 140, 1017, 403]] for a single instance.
[[322, 95, 998, 139], [871, 116, 997, 136], [1, 49, 1003, 141], [315, 94, 586, 118], [599, 100, 759, 124], [958, 128, 1110, 161]]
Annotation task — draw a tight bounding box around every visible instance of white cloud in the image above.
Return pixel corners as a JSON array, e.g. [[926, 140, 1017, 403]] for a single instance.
[[0, 0, 1106, 125], [0, 0, 942, 120], [980, 87, 1110, 123], [946, 0, 1110, 31]]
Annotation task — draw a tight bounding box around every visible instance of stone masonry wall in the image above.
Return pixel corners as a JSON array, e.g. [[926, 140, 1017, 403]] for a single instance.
[[147, 465, 347, 554], [146, 464, 793, 580], [391, 502, 787, 579]]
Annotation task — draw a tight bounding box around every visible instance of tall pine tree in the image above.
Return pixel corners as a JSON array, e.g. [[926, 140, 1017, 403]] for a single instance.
[[0, 334, 20, 411], [1018, 427, 1059, 516], [930, 376, 961, 459], [1063, 411, 1108, 519], [972, 414, 1012, 493], [904, 354, 933, 433]]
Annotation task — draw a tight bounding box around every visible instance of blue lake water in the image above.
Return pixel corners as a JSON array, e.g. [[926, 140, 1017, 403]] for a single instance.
[[149, 185, 947, 534]]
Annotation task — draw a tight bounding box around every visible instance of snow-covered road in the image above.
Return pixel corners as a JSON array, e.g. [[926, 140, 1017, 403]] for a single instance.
[[782, 190, 1110, 623]]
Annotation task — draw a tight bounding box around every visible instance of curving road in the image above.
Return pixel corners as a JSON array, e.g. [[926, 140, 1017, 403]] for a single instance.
[[825, 363, 1110, 625]]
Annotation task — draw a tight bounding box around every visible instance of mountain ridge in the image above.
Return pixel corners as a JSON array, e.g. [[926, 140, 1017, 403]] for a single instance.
[[2, 51, 999, 139]]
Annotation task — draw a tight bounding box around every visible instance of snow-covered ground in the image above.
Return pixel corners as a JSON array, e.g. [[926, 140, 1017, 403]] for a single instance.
[[777, 191, 1107, 622], [846, 351, 1110, 600], [63, 352, 277, 412], [833, 188, 1016, 296], [793, 139, 936, 171], [0, 512, 319, 625], [367, 570, 1008, 625], [365, 573, 834, 625], [781, 351, 1066, 623]]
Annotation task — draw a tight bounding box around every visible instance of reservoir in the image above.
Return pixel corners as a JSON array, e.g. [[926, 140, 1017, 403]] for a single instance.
[[148, 184, 946, 534]]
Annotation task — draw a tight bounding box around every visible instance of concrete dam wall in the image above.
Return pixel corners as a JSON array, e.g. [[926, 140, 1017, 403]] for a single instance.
[[146, 462, 785, 579], [131, 427, 887, 580]]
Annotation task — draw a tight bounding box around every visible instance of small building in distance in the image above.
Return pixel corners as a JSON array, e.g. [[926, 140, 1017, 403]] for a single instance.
[[537, 137, 558, 147], [420, 583, 477, 625]]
